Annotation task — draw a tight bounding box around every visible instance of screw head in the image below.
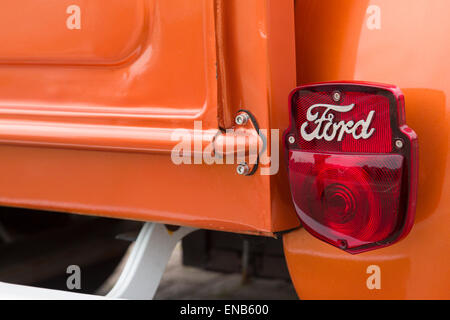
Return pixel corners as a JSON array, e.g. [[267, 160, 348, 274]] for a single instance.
[[337, 239, 348, 250], [236, 163, 249, 176], [332, 91, 341, 102], [235, 113, 249, 126], [395, 139, 404, 149], [288, 135, 296, 144]]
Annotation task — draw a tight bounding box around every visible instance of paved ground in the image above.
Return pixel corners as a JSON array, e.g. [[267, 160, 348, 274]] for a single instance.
[[154, 244, 298, 300]]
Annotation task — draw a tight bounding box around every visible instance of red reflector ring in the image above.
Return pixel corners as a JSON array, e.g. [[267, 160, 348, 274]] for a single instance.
[[284, 82, 418, 254]]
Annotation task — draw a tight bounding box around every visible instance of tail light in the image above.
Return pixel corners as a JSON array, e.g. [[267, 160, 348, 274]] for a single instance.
[[284, 82, 418, 254]]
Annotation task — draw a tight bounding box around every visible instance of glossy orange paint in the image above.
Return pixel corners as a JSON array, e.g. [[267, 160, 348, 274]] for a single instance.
[[284, 0, 450, 299], [0, 0, 299, 235], [0, 0, 147, 65]]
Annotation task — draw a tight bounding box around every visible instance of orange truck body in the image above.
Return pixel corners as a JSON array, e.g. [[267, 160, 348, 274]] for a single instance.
[[0, 0, 448, 299]]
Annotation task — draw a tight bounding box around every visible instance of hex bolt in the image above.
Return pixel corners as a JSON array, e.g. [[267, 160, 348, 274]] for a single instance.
[[395, 139, 404, 149], [288, 135, 296, 144], [332, 91, 341, 102], [235, 113, 249, 126], [236, 163, 250, 176]]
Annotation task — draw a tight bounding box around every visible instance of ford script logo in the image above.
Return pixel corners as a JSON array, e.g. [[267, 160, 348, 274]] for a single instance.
[[300, 104, 375, 142]]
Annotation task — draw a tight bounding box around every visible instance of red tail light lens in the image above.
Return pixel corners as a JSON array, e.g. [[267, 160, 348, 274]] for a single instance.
[[289, 152, 403, 249], [285, 82, 418, 254]]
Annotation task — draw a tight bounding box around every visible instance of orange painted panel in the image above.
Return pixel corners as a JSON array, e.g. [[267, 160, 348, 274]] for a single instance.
[[284, 0, 450, 299], [0, 0, 300, 235], [0, 0, 147, 65], [215, 0, 300, 232], [0, 0, 216, 126]]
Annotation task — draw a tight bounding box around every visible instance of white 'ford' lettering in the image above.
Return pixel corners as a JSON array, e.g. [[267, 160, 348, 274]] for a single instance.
[[300, 104, 375, 142]]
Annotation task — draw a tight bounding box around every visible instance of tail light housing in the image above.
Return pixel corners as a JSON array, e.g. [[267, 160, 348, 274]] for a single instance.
[[284, 82, 418, 254]]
